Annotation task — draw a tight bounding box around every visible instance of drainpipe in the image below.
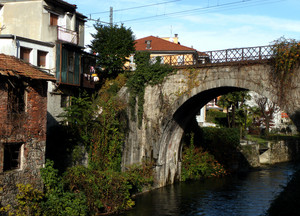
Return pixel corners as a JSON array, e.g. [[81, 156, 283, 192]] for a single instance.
[[13, 35, 20, 58]]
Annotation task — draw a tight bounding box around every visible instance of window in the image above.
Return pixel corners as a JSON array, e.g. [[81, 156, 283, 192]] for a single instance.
[[68, 51, 74, 83], [50, 13, 58, 26], [3, 143, 23, 172], [7, 79, 25, 115], [20, 47, 31, 63], [37, 50, 47, 67]]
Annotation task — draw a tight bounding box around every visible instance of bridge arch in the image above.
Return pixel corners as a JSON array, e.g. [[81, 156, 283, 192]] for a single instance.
[[122, 63, 300, 187]]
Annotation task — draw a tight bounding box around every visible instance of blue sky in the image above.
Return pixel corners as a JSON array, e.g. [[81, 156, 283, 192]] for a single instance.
[[73, 0, 300, 51]]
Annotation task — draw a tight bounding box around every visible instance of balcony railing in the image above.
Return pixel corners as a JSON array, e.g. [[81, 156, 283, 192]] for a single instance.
[[57, 26, 78, 45]]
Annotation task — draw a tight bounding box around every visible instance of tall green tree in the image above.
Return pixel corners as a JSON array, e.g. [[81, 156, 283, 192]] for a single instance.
[[218, 91, 251, 128], [89, 23, 136, 78]]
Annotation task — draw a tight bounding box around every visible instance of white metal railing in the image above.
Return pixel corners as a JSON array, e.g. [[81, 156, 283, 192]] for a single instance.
[[57, 26, 78, 45]]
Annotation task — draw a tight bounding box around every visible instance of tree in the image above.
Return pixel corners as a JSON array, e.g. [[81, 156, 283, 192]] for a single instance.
[[218, 91, 251, 128], [254, 96, 279, 136], [89, 23, 136, 78]]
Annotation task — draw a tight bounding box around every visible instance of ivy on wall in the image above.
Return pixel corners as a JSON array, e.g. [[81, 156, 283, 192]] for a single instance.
[[126, 52, 174, 127], [270, 37, 300, 105]]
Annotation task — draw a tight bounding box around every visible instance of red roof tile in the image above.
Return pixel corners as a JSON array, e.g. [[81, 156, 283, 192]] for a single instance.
[[0, 54, 56, 81], [135, 36, 197, 52]]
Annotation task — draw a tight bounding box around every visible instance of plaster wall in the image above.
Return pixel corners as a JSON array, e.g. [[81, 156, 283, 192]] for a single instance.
[[1, 1, 44, 41], [0, 38, 15, 55]]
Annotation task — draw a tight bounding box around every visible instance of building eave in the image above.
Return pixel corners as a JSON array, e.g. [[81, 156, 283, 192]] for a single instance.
[[0, 34, 55, 47], [44, 0, 77, 12]]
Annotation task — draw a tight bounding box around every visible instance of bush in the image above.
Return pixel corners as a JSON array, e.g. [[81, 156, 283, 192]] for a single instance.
[[206, 109, 227, 126], [181, 135, 227, 181], [0, 184, 43, 216], [41, 160, 88, 216], [202, 127, 240, 148], [64, 166, 134, 214], [124, 162, 154, 194]]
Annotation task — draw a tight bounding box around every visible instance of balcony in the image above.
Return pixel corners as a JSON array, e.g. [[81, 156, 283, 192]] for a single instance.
[[81, 73, 99, 89], [57, 26, 78, 45]]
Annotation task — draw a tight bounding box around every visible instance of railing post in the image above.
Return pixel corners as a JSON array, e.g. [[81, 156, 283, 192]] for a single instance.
[[259, 46, 262, 60], [242, 48, 244, 61]]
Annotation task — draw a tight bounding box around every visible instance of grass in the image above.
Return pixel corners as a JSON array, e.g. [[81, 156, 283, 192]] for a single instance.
[[245, 134, 300, 149]]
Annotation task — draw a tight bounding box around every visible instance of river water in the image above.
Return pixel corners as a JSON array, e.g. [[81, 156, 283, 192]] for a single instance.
[[116, 162, 299, 216]]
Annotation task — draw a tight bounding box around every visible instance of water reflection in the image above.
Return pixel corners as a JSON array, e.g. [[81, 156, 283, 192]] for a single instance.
[[116, 163, 298, 216]]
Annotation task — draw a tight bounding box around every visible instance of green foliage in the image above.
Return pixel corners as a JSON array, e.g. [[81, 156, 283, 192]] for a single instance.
[[64, 166, 140, 214], [90, 23, 136, 78], [199, 127, 241, 170], [218, 90, 251, 129], [0, 184, 43, 216], [41, 160, 88, 216], [61, 92, 97, 151], [40, 74, 154, 215], [269, 37, 300, 106], [202, 127, 240, 148], [205, 109, 227, 126], [0, 161, 87, 216], [124, 162, 154, 194], [89, 92, 126, 171], [271, 37, 300, 84], [181, 134, 227, 181], [127, 51, 174, 127]]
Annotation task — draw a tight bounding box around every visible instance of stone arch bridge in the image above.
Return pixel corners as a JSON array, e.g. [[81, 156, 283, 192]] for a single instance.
[[120, 45, 300, 187]]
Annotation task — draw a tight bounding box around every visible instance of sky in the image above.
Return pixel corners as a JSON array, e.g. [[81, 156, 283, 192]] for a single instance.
[[72, 0, 300, 52]]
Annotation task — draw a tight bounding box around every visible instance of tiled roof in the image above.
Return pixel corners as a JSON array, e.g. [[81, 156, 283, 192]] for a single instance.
[[135, 36, 197, 52], [0, 54, 56, 81]]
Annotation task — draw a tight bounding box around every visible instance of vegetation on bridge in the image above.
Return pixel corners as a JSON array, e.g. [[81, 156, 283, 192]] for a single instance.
[[127, 51, 174, 127], [270, 37, 300, 105]]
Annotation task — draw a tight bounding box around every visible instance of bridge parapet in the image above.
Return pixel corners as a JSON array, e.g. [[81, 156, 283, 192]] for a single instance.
[[205, 45, 273, 64], [151, 45, 274, 67]]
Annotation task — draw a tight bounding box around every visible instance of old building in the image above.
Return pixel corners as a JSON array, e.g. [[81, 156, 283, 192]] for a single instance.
[[0, 0, 97, 129], [0, 54, 56, 206], [130, 35, 208, 69]]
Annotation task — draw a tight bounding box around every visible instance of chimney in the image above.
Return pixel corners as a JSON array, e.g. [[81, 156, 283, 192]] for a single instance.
[[174, 34, 179, 44], [145, 40, 152, 49]]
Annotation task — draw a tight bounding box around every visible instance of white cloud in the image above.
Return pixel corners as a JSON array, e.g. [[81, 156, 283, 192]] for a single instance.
[[80, 0, 300, 52]]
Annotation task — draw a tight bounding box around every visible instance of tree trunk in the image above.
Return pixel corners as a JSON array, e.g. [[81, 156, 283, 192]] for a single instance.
[[265, 117, 270, 137], [232, 105, 236, 128]]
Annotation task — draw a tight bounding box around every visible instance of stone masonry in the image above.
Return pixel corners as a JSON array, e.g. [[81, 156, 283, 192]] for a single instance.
[[121, 61, 300, 188], [0, 79, 48, 207]]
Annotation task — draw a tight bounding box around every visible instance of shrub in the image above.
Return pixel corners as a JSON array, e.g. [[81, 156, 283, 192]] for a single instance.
[[124, 162, 154, 194], [181, 137, 226, 181], [206, 109, 227, 126], [202, 127, 240, 148], [64, 166, 134, 215], [41, 160, 88, 216]]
